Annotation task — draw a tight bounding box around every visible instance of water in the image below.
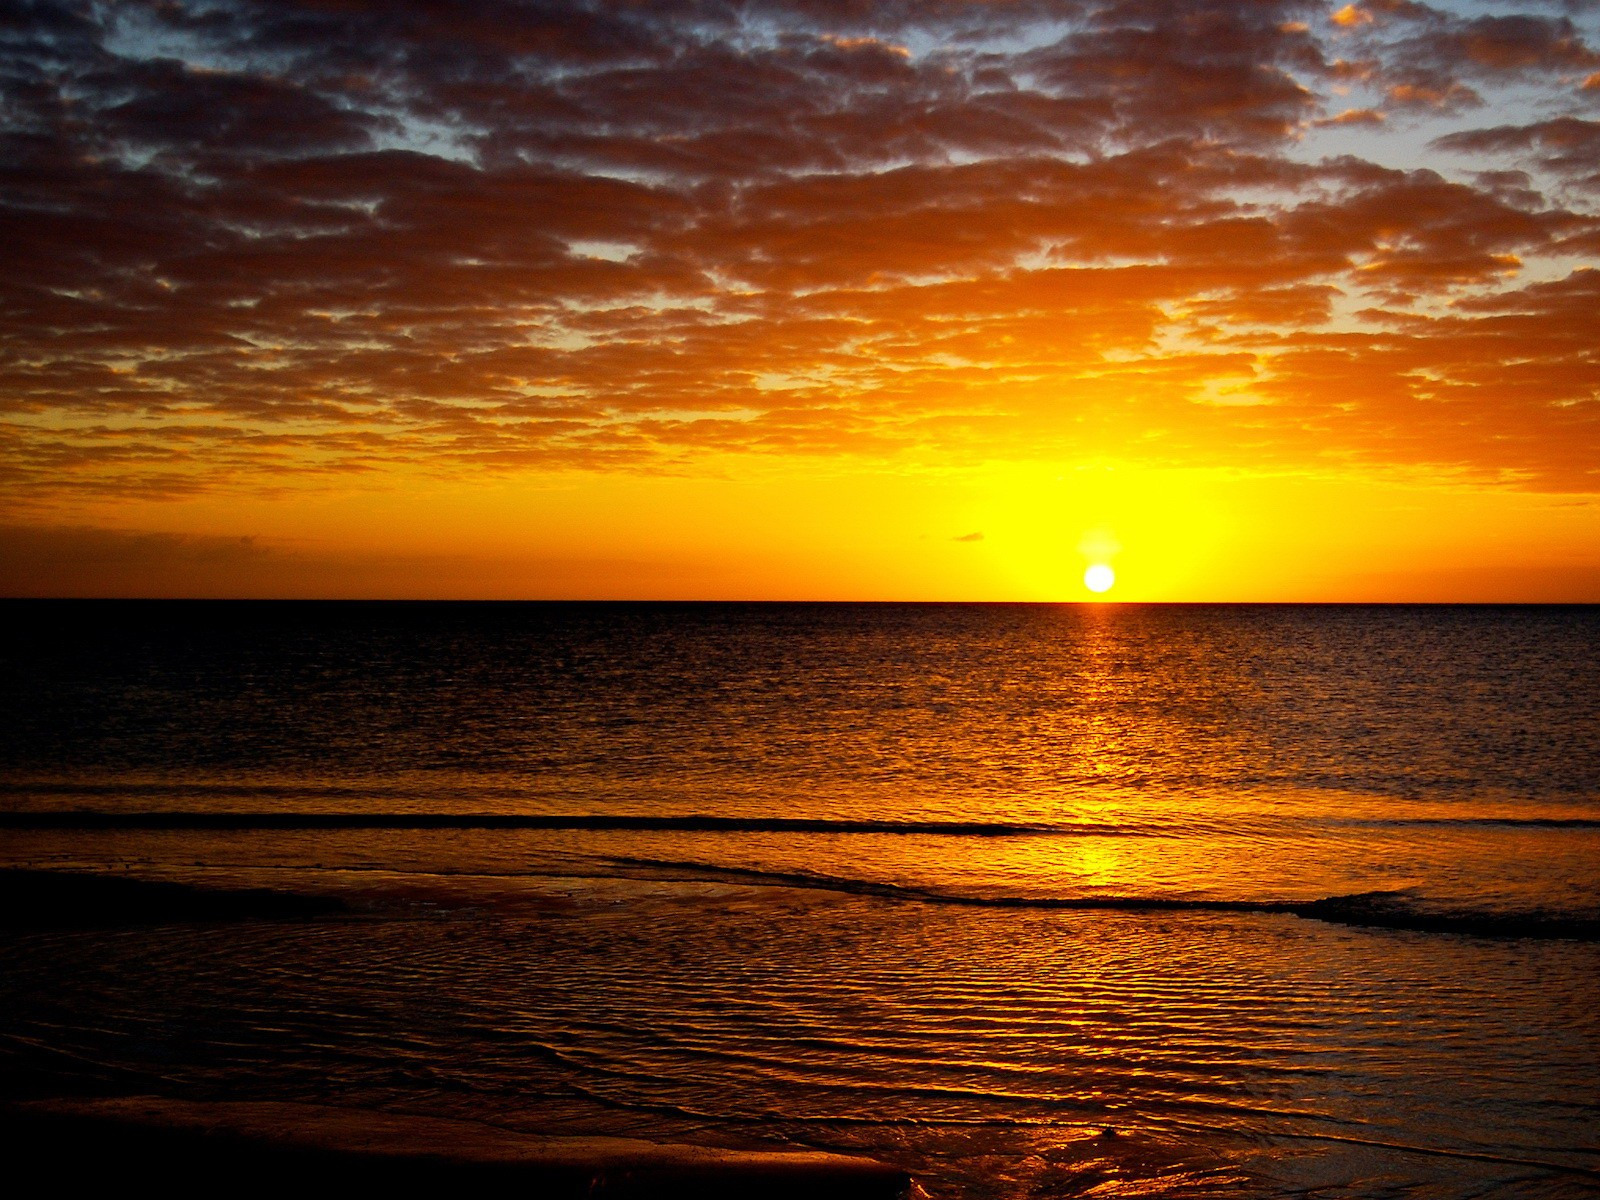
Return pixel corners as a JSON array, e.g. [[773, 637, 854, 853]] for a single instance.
[[2, 601, 1598, 1197]]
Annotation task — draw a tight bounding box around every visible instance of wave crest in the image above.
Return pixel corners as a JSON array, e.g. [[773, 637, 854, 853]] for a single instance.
[[605, 856, 1600, 941]]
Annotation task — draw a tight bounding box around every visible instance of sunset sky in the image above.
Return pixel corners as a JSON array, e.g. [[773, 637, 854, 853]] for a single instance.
[[3, 0, 1598, 599]]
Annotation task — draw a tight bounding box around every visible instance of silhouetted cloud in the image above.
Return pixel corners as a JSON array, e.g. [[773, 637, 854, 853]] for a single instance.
[[1, 0, 1597, 508], [1433, 117, 1600, 191], [0, 523, 716, 597]]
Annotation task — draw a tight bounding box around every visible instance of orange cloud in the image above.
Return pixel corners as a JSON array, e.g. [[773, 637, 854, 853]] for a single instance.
[[1317, 107, 1386, 126]]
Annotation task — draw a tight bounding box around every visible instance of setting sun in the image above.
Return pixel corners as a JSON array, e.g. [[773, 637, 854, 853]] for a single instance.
[[1, 0, 1597, 604], [3, 4, 1597, 1197]]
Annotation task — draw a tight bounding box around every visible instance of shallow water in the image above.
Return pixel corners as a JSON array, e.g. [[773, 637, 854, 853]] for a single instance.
[[2, 601, 1598, 1197]]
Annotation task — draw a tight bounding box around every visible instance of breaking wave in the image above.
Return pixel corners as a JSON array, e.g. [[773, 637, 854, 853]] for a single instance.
[[604, 856, 1600, 940], [0, 811, 1091, 836]]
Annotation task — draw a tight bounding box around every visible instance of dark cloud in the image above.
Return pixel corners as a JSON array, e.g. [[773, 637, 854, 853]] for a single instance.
[[1332, 3, 1600, 112], [0, 0, 1597, 507], [0, 523, 709, 597], [1433, 116, 1600, 191], [1452, 14, 1598, 72], [99, 59, 391, 157], [0, 523, 271, 595]]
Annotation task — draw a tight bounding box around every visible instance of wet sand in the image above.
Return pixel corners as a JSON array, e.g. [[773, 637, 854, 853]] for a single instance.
[[1, 1097, 911, 1199], [0, 868, 345, 927]]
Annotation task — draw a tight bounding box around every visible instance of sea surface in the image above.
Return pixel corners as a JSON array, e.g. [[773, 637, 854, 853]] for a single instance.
[[2, 601, 1598, 1197]]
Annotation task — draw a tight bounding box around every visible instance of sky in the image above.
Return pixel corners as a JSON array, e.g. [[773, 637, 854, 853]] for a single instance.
[[2, 0, 1598, 600]]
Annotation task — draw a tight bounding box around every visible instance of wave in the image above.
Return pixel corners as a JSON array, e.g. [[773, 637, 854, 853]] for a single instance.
[[0, 781, 408, 800], [6, 850, 1596, 939], [604, 856, 1600, 940], [0, 812, 1119, 837], [1360, 816, 1600, 830], [1288, 892, 1600, 939]]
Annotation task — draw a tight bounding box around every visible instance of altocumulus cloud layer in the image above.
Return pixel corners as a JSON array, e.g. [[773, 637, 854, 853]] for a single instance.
[[2, 0, 1598, 506]]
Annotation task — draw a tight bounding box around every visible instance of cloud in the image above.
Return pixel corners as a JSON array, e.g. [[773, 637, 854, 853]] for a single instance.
[[1330, 4, 1600, 114], [1432, 117, 1600, 191], [953, 531, 985, 542], [1317, 106, 1385, 125], [0, 0, 1597, 510], [0, 524, 272, 595], [0, 523, 716, 597]]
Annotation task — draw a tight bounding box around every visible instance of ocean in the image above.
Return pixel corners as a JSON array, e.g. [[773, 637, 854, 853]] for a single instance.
[[2, 601, 1597, 1197]]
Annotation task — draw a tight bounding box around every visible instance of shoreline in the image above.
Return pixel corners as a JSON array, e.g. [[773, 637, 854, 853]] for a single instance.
[[1, 1097, 912, 1199]]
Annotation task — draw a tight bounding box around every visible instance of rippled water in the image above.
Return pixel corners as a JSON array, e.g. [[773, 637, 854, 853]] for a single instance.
[[2, 601, 1598, 1197]]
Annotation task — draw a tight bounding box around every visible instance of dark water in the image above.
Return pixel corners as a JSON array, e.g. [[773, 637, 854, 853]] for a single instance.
[[2, 602, 1598, 1197]]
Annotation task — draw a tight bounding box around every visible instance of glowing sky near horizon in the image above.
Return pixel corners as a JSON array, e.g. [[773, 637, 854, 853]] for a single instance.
[[2, 0, 1599, 598]]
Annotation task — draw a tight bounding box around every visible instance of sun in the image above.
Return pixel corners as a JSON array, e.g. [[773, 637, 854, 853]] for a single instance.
[[1084, 563, 1115, 594]]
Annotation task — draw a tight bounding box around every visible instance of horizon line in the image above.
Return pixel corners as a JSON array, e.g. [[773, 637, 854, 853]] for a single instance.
[[4, 597, 1598, 606]]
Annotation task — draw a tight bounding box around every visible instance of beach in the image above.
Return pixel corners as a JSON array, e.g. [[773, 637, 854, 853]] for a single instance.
[[3, 601, 1598, 1198]]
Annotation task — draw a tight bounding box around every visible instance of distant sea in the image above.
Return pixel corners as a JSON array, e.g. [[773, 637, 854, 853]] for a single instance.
[[3, 601, 1598, 1197]]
